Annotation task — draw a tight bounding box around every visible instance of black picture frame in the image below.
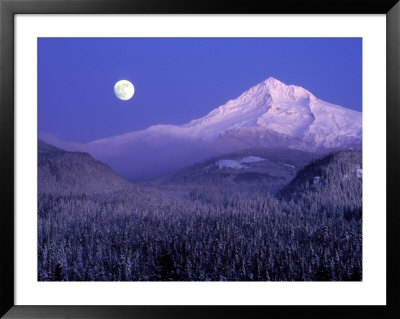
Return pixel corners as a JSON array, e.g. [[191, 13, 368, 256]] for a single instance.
[[1, 0, 399, 318]]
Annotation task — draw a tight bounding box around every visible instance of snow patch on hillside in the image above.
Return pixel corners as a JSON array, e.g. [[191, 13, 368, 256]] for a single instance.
[[241, 156, 266, 163], [216, 160, 248, 169], [205, 156, 266, 171], [280, 163, 296, 169]]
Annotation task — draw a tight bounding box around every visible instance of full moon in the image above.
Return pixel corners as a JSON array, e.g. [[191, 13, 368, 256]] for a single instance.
[[114, 80, 135, 100]]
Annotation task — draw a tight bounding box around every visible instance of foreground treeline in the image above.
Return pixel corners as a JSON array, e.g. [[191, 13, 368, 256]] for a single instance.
[[38, 181, 362, 281]]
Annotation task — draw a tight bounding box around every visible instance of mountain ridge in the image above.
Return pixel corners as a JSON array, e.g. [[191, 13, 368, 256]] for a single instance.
[[38, 140, 134, 195], [153, 147, 320, 194]]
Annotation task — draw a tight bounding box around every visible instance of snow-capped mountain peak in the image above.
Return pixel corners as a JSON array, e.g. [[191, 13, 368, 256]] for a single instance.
[[87, 77, 360, 148], [183, 77, 322, 140], [224, 77, 314, 107], [263, 77, 314, 97], [46, 77, 361, 180]]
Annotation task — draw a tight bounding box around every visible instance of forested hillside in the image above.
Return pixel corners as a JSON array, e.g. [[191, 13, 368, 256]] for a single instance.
[[155, 148, 319, 194], [38, 140, 134, 195], [38, 142, 362, 281], [280, 151, 362, 218]]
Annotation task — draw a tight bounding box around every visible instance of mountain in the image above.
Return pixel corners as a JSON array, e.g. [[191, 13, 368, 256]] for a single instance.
[[42, 77, 362, 180], [178, 77, 361, 149], [280, 150, 362, 217], [38, 140, 133, 196], [154, 148, 320, 194]]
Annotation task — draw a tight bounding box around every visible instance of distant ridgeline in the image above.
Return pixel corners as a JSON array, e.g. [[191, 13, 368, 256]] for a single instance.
[[154, 147, 320, 194]]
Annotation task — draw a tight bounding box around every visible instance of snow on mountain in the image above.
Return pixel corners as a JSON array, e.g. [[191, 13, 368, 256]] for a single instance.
[[215, 160, 248, 170], [182, 77, 361, 149], [44, 77, 362, 180], [241, 156, 266, 163], [206, 156, 266, 170], [280, 163, 296, 169], [184, 77, 314, 139], [89, 77, 361, 149]]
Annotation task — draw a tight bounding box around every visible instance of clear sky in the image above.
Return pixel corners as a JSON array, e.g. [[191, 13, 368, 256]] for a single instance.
[[38, 38, 362, 143]]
